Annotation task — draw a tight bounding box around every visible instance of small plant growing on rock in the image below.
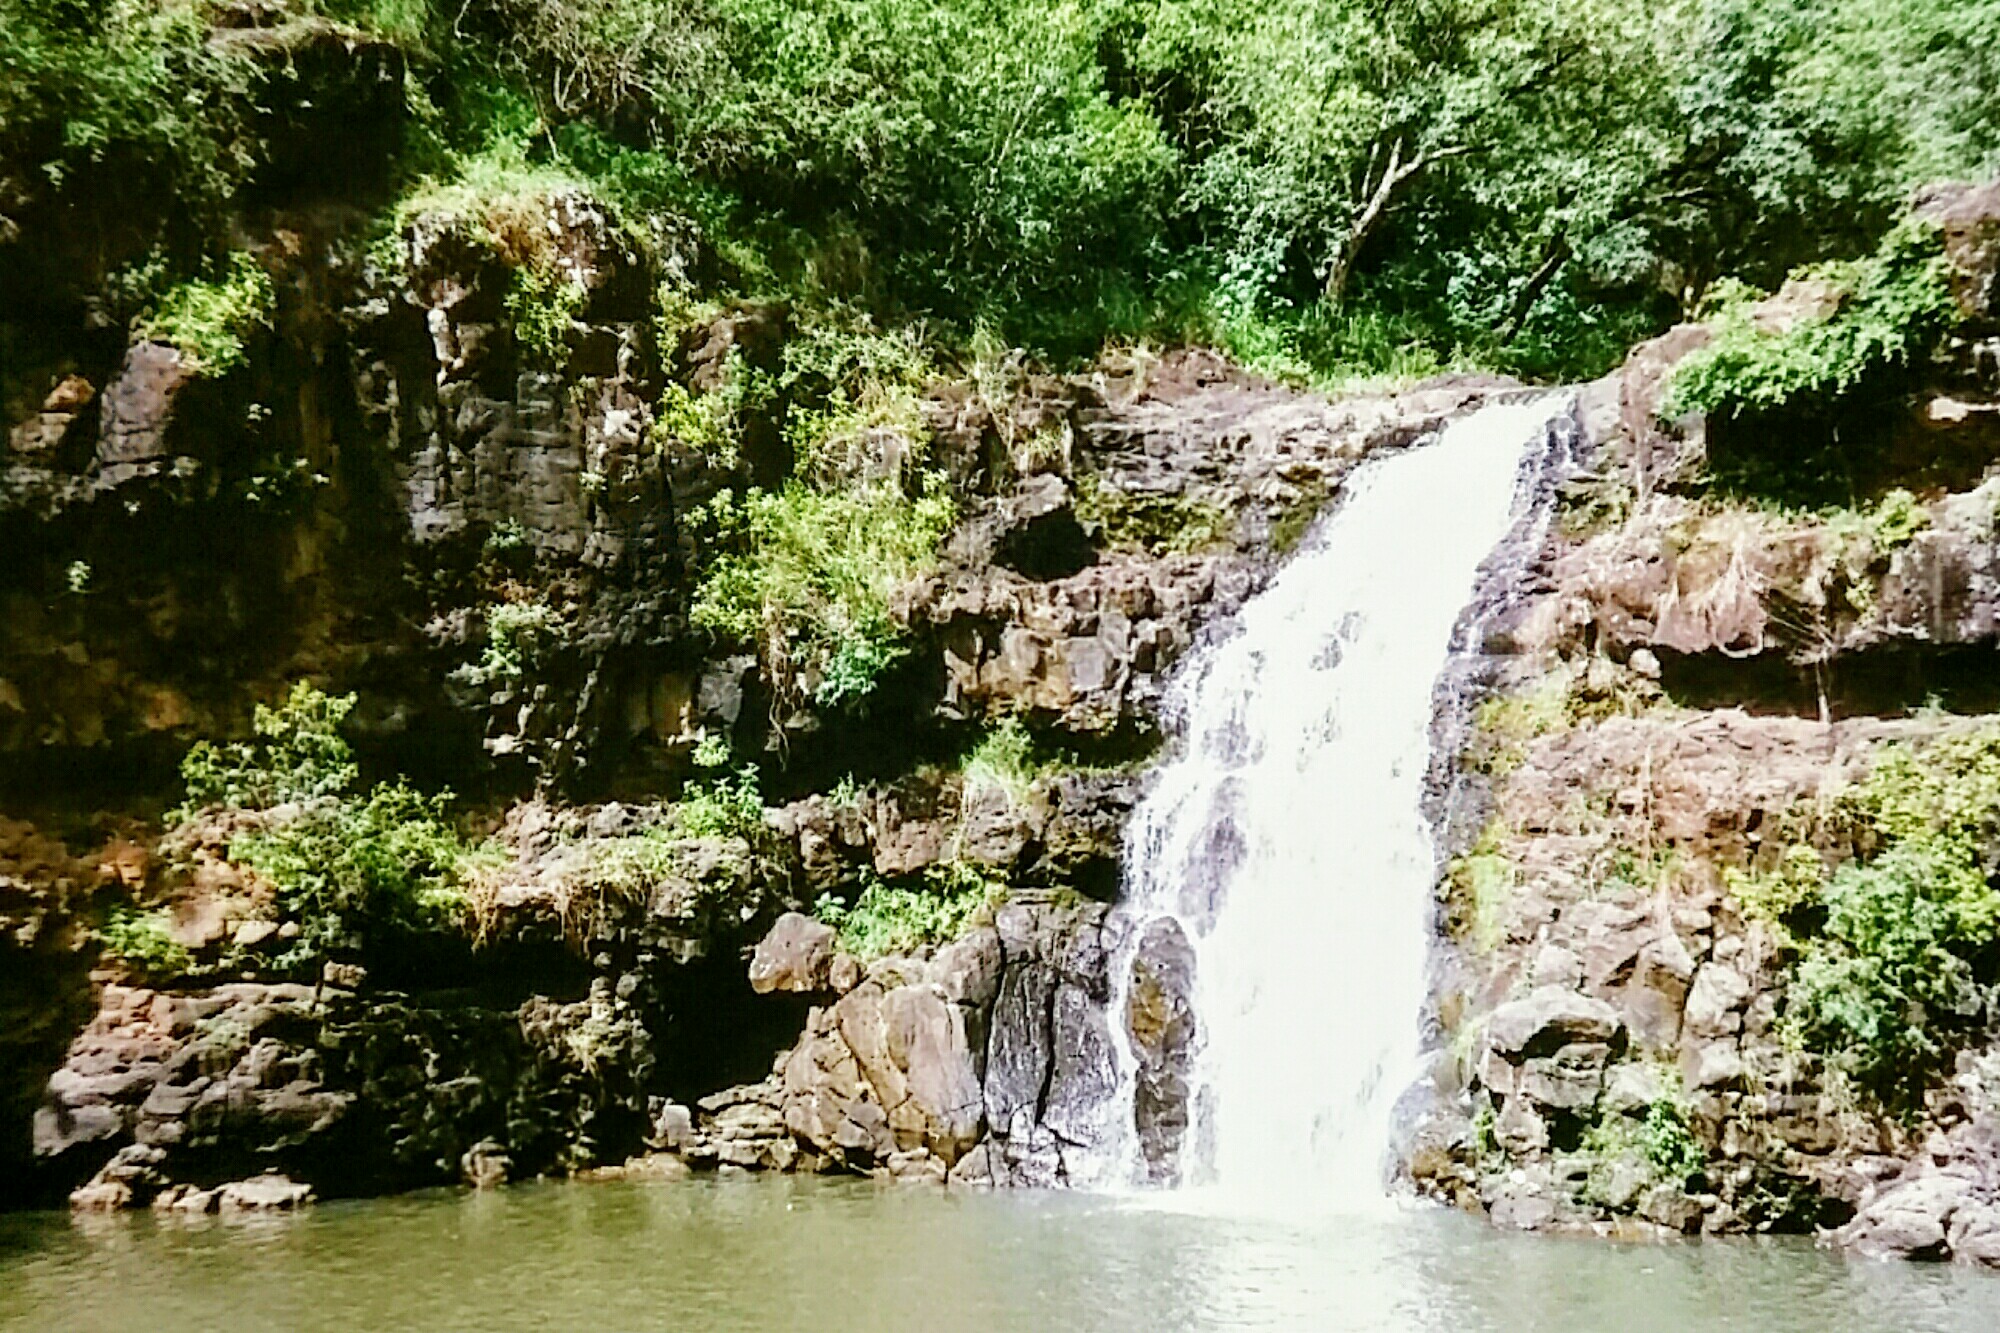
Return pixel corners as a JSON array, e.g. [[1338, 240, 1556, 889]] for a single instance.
[[1577, 1076, 1705, 1210], [1866, 488, 1930, 550], [473, 599, 563, 685], [506, 264, 589, 365], [97, 904, 192, 981], [177, 683, 361, 816], [484, 518, 531, 555], [138, 252, 276, 376], [1443, 820, 1514, 953], [813, 864, 1002, 962], [1072, 475, 1233, 556], [961, 717, 1041, 802], [1469, 677, 1570, 777], [652, 380, 739, 465], [689, 730, 732, 770], [691, 478, 954, 712], [677, 765, 764, 840], [1724, 842, 1825, 937]]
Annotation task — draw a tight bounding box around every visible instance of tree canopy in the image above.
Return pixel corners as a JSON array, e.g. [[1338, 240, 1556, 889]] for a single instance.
[[3, 0, 1995, 379]]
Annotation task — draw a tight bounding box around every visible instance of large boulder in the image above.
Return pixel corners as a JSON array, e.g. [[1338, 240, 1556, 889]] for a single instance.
[[1833, 1120, 2000, 1268], [780, 974, 985, 1168], [749, 913, 836, 995]]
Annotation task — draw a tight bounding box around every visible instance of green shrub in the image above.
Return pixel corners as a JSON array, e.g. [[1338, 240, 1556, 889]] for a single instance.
[[689, 730, 732, 770], [1578, 1081, 1705, 1208], [230, 781, 472, 964], [1638, 1099, 1707, 1185], [652, 380, 737, 461], [678, 766, 765, 840], [0, 0, 261, 223], [474, 600, 563, 684], [176, 683, 481, 966], [812, 864, 1001, 961], [1662, 220, 1956, 422], [138, 252, 276, 375], [97, 905, 192, 981], [1772, 729, 2000, 1109], [962, 718, 1040, 802], [1867, 488, 1931, 550], [1786, 839, 2000, 1107], [1724, 842, 1825, 934], [178, 683, 360, 816], [506, 265, 588, 364], [691, 478, 954, 709]]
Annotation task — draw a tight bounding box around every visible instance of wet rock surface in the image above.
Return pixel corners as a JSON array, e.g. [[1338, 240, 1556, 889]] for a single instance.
[[1416, 211, 2000, 1265]]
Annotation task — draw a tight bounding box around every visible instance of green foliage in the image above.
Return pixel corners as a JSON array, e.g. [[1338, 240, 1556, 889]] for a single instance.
[[1725, 842, 1825, 932], [138, 253, 276, 376], [677, 765, 765, 840], [1471, 679, 1571, 778], [587, 830, 681, 896], [1470, 1101, 1500, 1162], [1639, 1099, 1708, 1186], [0, 0, 260, 221], [11, 0, 2000, 384], [1786, 841, 2000, 1108], [1466, 666, 1660, 778], [962, 718, 1041, 802], [316, 0, 442, 47], [652, 381, 736, 461], [475, 600, 563, 684], [812, 864, 1001, 961], [1579, 1086, 1706, 1207], [1768, 729, 2000, 1110], [1866, 488, 1931, 551], [1662, 220, 1957, 421], [689, 730, 733, 770], [97, 905, 192, 981], [178, 683, 361, 816], [691, 478, 954, 709], [176, 682, 479, 966], [230, 781, 471, 965], [484, 518, 531, 554], [505, 266, 588, 364]]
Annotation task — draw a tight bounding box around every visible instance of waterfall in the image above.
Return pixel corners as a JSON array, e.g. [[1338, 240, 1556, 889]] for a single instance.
[[1106, 397, 1572, 1205]]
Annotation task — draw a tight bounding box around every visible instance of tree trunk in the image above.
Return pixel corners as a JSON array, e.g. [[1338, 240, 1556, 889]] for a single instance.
[[1494, 233, 1573, 344], [1323, 140, 1471, 309]]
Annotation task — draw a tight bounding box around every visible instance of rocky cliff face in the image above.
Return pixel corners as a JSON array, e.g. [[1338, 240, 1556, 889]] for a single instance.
[[2, 27, 1503, 1207], [1411, 182, 2000, 1270]]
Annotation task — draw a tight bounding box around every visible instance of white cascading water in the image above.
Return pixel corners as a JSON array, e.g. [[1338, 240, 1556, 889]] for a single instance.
[[1109, 398, 1568, 1205]]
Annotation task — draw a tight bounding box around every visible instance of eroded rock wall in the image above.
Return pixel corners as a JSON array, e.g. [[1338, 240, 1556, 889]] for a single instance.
[[1415, 186, 2000, 1269]]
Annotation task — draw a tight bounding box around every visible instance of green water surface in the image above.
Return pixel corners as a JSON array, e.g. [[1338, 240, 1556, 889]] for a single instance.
[[1, 1176, 1994, 1333]]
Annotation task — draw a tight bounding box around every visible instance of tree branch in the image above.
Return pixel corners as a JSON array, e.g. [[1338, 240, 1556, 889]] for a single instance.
[[1495, 232, 1573, 343], [1324, 141, 1474, 307]]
